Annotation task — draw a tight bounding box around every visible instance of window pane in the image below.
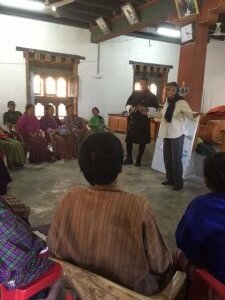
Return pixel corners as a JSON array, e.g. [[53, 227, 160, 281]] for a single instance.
[[134, 82, 141, 91], [35, 103, 44, 119], [33, 75, 41, 94], [57, 77, 67, 97], [58, 103, 66, 119], [150, 83, 157, 95], [46, 77, 56, 95]]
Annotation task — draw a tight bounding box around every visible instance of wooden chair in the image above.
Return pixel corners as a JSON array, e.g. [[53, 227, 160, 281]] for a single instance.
[[52, 259, 186, 300]]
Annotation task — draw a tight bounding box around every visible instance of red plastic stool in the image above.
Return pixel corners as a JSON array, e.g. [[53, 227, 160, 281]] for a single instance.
[[0, 263, 62, 300]]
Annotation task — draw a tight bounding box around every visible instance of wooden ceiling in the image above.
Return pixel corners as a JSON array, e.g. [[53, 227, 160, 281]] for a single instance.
[[1, 0, 224, 43], [0, 0, 148, 29]]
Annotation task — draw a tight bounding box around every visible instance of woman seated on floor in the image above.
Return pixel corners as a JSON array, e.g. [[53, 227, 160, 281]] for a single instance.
[[176, 152, 225, 284], [88, 107, 106, 133], [0, 196, 53, 298], [63, 104, 88, 157], [16, 104, 50, 164], [40, 104, 75, 160], [0, 127, 26, 169]]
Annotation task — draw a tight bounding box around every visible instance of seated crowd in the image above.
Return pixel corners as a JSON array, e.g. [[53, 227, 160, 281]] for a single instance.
[[0, 102, 104, 168], [0, 104, 224, 299]]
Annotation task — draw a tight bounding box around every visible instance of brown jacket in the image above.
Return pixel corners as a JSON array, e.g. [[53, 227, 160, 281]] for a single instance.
[[47, 185, 172, 296]]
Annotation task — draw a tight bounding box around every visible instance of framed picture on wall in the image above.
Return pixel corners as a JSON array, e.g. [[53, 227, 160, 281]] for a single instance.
[[121, 2, 139, 25], [174, 0, 199, 19]]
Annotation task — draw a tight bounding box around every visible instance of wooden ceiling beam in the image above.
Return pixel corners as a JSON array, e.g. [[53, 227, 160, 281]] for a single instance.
[[74, 0, 117, 10], [66, 3, 111, 17], [58, 8, 94, 22], [91, 0, 175, 43], [0, 6, 90, 28]]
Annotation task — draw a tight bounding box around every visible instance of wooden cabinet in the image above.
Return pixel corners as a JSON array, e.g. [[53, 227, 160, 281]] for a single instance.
[[108, 114, 160, 141], [108, 114, 128, 133]]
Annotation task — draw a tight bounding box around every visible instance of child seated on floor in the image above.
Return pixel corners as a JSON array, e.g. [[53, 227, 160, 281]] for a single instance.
[[0, 196, 53, 299], [47, 132, 173, 296], [88, 107, 106, 132]]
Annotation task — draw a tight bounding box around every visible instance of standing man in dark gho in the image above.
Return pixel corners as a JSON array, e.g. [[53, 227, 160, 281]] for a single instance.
[[123, 78, 159, 167]]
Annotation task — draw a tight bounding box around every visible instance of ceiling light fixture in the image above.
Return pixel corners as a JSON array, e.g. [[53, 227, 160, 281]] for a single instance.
[[0, 0, 44, 11], [95, 17, 111, 35], [157, 27, 180, 38]]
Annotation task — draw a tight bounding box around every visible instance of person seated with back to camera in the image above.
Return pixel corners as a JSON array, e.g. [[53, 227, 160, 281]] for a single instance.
[[0, 195, 53, 298], [47, 132, 173, 297], [63, 104, 88, 157], [176, 153, 225, 285], [40, 104, 75, 160], [88, 107, 106, 133]]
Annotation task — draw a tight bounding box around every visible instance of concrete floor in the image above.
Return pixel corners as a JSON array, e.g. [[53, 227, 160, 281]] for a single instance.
[[9, 140, 208, 251]]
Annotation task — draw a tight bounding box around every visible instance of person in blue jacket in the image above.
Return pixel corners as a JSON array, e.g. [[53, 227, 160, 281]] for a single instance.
[[176, 152, 225, 283]]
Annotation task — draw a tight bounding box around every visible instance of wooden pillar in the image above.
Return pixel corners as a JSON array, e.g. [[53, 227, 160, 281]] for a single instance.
[[73, 62, 79, 115], [177, 23, 209, 111]]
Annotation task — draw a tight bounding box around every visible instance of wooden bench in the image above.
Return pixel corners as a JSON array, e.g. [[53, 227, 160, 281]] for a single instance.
[[53, 259, 186, 300]]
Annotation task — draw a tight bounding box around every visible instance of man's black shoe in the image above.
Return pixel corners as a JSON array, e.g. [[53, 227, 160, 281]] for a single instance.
[[135, 161, 141, 167], [173, 185, 183, 191], [123, 159, 133, 165], [161, 181, 174, 185]]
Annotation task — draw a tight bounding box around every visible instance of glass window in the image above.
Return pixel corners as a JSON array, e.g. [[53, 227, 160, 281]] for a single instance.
[[35, 103, 44, 119], [150, 83, 157, 95], [58, 103, 66, 119], [46, 77, 56, 95], [33, 75, 43, 95], [56, 77, 67, 97], [134, 82, 141, 91]]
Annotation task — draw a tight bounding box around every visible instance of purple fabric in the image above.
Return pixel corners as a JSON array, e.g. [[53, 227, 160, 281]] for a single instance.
[[0, 199, 52, 289], [16, 113, 40, 137], [40, 116, 62, 132]]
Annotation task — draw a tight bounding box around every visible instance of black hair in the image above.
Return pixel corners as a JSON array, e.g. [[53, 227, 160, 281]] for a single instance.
[[166, 81, 179, 91], [203, 153, 225, 193], [139, 77, 148, 82], [79, 132, 123, 186], [92, 107, 99, 113], [25, 104, 34, 111], [7, 101, 15, 107], [45, 104, 54, 111], [66, 104, 73, 110]]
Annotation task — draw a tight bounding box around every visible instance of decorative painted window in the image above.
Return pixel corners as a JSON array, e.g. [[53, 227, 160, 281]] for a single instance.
[[134, 82, 157, 95], [46, 77, 56, 95], [150, 83, 157, 95], [134, 82, 141, 91], [33, 75, 44, 95], [56, 77, 67, 97], [58, 103, 67, 118], [35, 103, 44, 119]]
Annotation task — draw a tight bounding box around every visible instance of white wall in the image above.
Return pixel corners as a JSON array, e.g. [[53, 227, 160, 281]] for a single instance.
[[203, 39, 225, 112], [0, 14, 180, 122]]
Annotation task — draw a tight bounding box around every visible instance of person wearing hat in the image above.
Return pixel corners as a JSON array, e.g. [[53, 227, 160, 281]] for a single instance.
[[3, 101, 22, 129]]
